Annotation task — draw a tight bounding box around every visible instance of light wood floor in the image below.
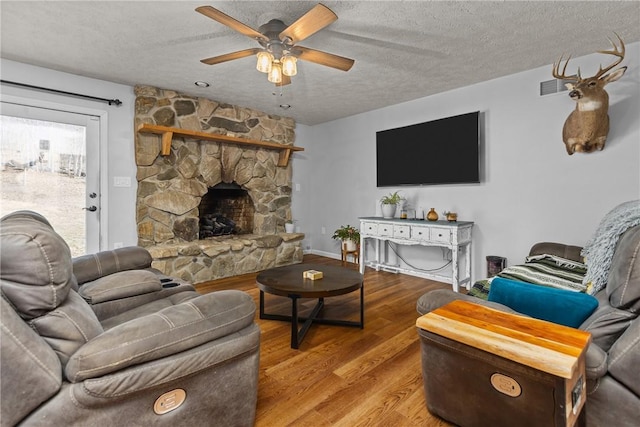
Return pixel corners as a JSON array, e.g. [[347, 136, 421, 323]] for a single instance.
[[195, 254, 454, 427]]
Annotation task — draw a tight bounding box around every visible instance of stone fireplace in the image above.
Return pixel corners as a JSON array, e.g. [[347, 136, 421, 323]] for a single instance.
[[134, 85, 303, 283]]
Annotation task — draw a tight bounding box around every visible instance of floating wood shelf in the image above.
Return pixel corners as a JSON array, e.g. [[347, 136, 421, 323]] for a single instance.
[[137, 123, 304, 167]]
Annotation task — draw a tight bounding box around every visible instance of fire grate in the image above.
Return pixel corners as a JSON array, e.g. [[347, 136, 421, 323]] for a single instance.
[[199, 214, 236, 238]]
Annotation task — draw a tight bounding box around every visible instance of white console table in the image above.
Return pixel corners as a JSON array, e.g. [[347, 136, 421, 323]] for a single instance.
[[359, 217, 473, 292]]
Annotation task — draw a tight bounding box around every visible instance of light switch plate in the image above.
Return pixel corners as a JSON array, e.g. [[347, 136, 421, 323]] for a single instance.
[[113, 176, 131, 187]]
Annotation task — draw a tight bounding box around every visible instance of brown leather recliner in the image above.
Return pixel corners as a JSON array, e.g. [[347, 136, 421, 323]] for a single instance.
[[416, 225, 640, 426], [1, 210, 260, 426]]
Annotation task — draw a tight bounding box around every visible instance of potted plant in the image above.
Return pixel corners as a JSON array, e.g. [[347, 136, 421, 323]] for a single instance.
[[332, 224, 360, 251], [380, 191, 403, 218]]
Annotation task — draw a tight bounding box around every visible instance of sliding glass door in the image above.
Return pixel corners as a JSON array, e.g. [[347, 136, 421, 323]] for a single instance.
[[0, 102, 101, 256]]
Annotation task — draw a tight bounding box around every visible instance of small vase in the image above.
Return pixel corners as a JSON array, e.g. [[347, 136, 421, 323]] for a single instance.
[[285, 223, 295, 233], [427, 208, 439, 221]]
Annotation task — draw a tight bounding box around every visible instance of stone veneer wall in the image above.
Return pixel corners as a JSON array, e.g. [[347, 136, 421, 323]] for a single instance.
[[134, 85, 303, 283]]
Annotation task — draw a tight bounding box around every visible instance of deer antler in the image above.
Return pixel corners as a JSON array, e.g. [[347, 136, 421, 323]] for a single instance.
[[553, 33, 626, 83], [594, 32, 625, 79], [552, 54, 580, 82]]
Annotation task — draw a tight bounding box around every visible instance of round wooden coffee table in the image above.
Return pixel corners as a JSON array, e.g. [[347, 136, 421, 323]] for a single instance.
[[256, 263, 364, 349]]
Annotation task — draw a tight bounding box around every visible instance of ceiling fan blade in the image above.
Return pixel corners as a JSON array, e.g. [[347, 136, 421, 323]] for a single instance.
[[201, 48, 261, 65], [294, 46, 355, 71], [279, 4, 337, 44], [196, 6, 268, 42], [275, 75, 292, 87]]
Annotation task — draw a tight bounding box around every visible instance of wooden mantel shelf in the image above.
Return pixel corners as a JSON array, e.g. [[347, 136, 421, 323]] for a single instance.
[[137, 123, 304, 167]]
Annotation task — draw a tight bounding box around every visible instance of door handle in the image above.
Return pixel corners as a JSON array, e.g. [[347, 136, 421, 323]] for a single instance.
[[83, 206, 97, 212]]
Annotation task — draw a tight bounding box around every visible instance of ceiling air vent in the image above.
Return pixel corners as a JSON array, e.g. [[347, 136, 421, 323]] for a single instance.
[[540, 79, 572, 96]]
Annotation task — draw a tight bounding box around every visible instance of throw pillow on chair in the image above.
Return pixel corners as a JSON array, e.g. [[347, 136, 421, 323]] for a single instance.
[[488, 277, 598, 328]]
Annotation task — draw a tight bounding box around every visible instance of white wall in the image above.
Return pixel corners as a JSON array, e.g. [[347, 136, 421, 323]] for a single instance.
[[290, 122, 314, 250], [299, 42, 640, 282], [1, 59, 138, 249]]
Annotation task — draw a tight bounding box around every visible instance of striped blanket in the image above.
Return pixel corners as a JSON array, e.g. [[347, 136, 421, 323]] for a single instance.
[[469, 254, 587, 300]]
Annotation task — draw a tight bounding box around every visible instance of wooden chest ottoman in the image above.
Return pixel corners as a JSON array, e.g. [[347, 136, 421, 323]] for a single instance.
[[416, 300, 591, 427]]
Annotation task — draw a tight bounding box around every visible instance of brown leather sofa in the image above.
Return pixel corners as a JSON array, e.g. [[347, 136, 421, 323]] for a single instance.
[[416, 225, 640, 426], [0, 211, 260, 426]]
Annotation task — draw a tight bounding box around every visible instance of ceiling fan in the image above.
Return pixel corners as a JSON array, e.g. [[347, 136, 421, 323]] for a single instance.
[[196, 3, 355, 86]]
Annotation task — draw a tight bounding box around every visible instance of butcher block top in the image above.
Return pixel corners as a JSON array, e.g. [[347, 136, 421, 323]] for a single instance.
[[416, 300, 592, 379]]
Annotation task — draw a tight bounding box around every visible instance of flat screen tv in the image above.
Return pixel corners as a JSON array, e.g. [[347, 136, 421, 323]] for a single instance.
[[376, 111, 480, 186]]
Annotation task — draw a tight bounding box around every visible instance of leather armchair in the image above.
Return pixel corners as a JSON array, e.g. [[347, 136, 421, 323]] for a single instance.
[[416, 225, 640, 426], [1, 211, 260, 426]]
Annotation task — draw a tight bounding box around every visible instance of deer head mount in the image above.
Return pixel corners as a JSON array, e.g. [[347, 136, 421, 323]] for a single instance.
[[552, 34, 627, 155]]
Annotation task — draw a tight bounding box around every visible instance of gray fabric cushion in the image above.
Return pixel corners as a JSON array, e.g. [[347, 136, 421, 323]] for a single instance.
[[582, 289, 637, 352], [30, 291, 103, 368], [77, 323, 260, 398], [607, 319, 640, 396], [0, 209, 52, 227], [73, 246, 153, 285], [66, 290, 256, 381], [0, 297, 62, 426], [78, 270, 162, 304], [98, 289, 200, 329], [585, 375, 640, 427], [529, 242, 584, 263], [0, 211, 76, 320], [584, 343, 608, 380], [607, 225, 640, 310]]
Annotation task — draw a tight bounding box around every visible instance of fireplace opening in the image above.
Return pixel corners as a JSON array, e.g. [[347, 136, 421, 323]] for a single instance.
[[198, 182, 254, 238]]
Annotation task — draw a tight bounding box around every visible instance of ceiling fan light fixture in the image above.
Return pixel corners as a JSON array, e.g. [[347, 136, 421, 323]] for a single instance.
[[256, 51, 273, 73], [268, 62, 283, 84], [282, 55, 297, 77], [197, 4, 355, 87]]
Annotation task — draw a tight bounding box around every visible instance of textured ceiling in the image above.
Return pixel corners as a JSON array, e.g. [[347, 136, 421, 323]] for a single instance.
[[1, 1, 639, 125]]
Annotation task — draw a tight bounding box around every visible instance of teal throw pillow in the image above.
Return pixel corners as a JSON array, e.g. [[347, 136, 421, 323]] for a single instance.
[[487, 277, 598, 328]]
